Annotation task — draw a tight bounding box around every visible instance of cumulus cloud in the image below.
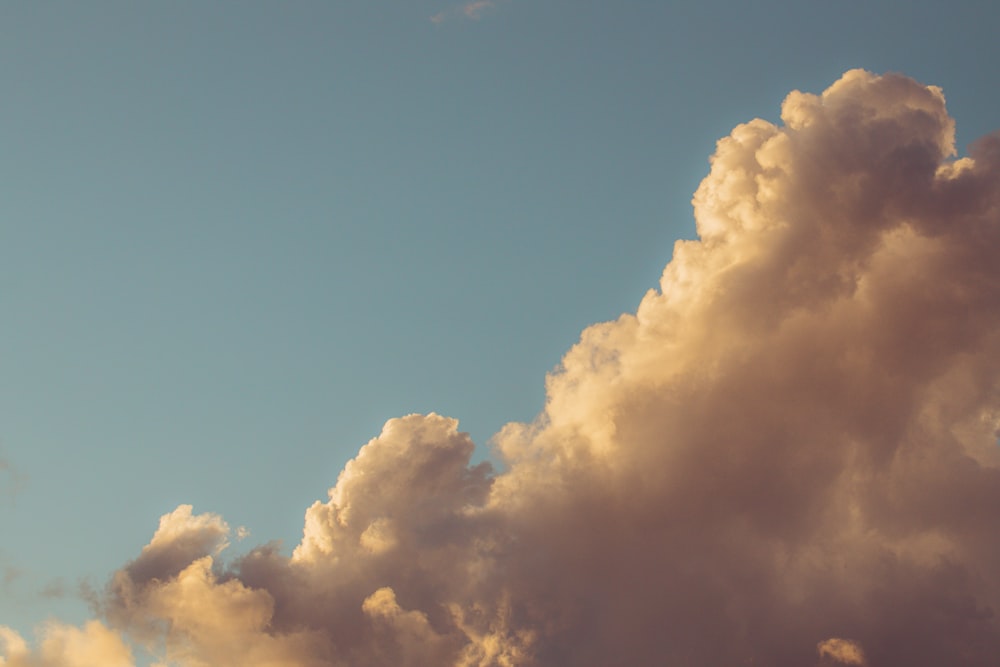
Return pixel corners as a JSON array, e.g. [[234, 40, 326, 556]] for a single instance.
[[6, 70, 1000, 666]]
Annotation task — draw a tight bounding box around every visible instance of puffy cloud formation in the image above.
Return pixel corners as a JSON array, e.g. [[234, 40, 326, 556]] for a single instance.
[[0, 621, 133, 667], [6, 70, 1000, 666]]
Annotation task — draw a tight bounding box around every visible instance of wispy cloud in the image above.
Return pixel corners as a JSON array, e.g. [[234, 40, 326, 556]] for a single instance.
[[431, 0, 498, 24], [39, 578, 70, 599], [2, 564, 23, 592], [0, 454, 25, 505]]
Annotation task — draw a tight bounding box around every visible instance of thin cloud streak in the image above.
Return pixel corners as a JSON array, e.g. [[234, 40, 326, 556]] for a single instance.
[[4, 70, 1000, 666], [431, 0, 497, 24]]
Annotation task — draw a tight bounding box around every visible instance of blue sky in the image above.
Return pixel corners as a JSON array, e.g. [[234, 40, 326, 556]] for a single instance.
[[2, 0, 999, 642]]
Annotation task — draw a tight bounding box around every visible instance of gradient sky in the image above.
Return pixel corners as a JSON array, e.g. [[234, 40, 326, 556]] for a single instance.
[[2, 0, 1000, 654]]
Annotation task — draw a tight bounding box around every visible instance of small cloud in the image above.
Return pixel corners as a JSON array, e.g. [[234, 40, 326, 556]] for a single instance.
[[817, 638, 867, 665], [430, 0, 498, 24], [462, 0, 495, 19]]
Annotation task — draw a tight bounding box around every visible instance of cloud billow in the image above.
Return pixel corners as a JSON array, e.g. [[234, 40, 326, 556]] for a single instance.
[[3, 70, 1000, 666]]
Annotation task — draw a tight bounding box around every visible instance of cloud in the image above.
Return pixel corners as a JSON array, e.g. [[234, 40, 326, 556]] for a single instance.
[[0, 621, 134, 667], [818, 637, 867, 665], [7, 70, 1000, 666], [431, 1, 498, 24]]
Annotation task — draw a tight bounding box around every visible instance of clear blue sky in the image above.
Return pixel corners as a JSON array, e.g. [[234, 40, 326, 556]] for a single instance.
[[2, 0, 998, 637]]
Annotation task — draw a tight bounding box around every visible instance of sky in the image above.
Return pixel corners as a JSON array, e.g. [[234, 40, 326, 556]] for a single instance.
[[2, 2, 1000, 666]]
